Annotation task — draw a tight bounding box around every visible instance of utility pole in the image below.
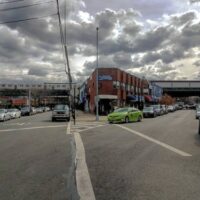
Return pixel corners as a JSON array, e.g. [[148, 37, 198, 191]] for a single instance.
[[28, 88, 31, 116], [96, 27, 99, 121], [56, 0, 73, 120], [73, 85, 76, 125]]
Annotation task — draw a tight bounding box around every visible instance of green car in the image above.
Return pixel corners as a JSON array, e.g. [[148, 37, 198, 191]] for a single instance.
[[107, 107, 143, 123]]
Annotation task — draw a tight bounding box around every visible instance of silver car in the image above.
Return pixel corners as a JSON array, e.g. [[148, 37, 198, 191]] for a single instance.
[[8, 109, 21, 119], [52, 104, 70, 122], [0, 109, 11, 122]]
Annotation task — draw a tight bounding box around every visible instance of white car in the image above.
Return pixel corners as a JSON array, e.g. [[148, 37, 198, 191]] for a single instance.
[[8, 109, 21, 119], [196, 108, 200, 119], [0, 109, 11, 121], [167, 105, 175, 112]]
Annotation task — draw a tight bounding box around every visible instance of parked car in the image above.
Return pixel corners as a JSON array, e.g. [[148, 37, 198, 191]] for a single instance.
[[107, 107, 143, 123], [7, 109, 21, 119], [21, 106, 32, 116], [143, 106, 157, 118], [52, 104, 70, 122], [152, 104, 162, 115], [161, 105, 168, 114], [167, 105, 175, 112], [196, 108, 200, 119], [0, 109, 11, 121], [44, 106, 50, 111], [36, 107, 43, 113]]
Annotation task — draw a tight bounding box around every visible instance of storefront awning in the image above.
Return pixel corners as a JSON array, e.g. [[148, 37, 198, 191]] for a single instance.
[[127, 95, 144, 102], [144, 95, 152, 102], [98, 95, 118, 99], [127, 95, 136, 101]]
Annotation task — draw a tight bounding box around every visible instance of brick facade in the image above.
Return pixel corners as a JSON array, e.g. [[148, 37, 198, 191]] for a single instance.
[[87, 68, 148, 113]]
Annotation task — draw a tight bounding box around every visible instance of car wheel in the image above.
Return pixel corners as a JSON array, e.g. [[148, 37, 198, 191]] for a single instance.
[[52, 118, 55, 122], [138, 116, 142, 122], [66, 117, 70, 122], [125, 116, 129, 123]]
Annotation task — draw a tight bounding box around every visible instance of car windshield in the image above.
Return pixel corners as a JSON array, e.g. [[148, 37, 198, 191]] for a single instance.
[[54, 105, 68, 110], [8, 109, 16, 112], [153, 105, 160, 108], [143, 107, 153, 111], [0, 109, 5, 113], [114, 108, 129, 113], [21, 107, 29, 110]]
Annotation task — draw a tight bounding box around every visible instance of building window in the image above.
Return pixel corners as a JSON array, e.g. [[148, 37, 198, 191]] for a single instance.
[[126, 84, 130, 91], [121, 82, 125, 89], [113, 81, 120, 89]]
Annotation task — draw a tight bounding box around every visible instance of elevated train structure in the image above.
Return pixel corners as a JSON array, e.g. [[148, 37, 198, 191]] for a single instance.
[[0, 83, 73, 107], [151, 80, 200, 97]]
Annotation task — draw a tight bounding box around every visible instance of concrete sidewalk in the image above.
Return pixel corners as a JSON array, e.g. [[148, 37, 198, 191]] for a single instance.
[[74, 110, 107, 122]]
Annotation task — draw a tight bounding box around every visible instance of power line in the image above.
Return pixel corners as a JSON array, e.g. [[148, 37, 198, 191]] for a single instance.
[[0, 0, 29, 4], [0, 13, 57, 25], [0, 1, 55, 12]]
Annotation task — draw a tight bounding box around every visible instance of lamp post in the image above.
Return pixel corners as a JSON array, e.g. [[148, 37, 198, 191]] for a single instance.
[[96, 27, 99, 121]]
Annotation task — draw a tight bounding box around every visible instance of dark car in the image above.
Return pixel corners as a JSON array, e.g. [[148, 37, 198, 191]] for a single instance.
[[143, 106, 157, 118], [21, 106, 32, 116]]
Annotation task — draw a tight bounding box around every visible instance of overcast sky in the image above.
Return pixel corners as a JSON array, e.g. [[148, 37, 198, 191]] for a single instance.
[[0, 0, 200, 84]]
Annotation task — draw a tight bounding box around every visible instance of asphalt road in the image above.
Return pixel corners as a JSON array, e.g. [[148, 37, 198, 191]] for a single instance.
[[81, 109, 200, 200], [0, 112, 78, 200], [1, 110, 200, 200]]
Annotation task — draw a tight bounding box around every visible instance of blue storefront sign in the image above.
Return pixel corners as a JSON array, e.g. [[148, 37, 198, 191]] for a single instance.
[[151, 83, 163, 98], [98, 75, 112, 81]]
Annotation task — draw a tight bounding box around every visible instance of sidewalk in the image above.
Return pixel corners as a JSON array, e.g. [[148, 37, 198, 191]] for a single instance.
[[74, 110, 107, 122]]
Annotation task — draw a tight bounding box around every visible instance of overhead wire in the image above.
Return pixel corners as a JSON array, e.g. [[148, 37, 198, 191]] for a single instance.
[[0, 0, 72, 89], [0, 0, 29, 4], [0, 1, 55, 12], [0, 13, 57, 24]]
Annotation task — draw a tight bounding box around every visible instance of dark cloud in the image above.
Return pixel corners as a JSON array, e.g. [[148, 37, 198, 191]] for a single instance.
[[113, 52, 133, 67], [170, 11, 196, 27], [0, 0, 199, 83], [193, 60, 200, 67], [28, 68, 48, 77]]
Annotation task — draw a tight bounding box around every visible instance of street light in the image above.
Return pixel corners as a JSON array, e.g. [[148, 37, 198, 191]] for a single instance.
[[96, 27, 99, 121]]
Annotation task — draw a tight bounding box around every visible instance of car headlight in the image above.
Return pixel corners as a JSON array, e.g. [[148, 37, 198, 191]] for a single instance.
[[52, 111, 57, 115]]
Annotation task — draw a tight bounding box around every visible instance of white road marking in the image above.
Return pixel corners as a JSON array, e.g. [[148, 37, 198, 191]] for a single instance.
[[0, 125, 67, 133], [18, 123, 25, 126], [66, 121, 71, 135], [2, 122, 31, 126], [73, 122, 106, 126], [74, 131, 96, 200], [79, 125, 107, 133], [116, 125, 192, 157]]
